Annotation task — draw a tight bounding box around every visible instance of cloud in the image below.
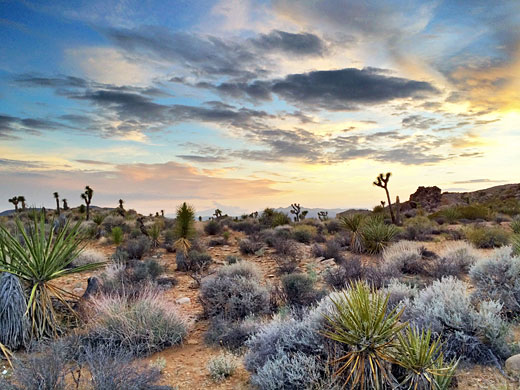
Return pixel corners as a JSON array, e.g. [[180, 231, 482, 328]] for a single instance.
[[250, 30, 326, 55], [451, 179, 507, 184], [0, 114, 64, 139], [197, 67, 439, 110], [401, 115, 439, 130]]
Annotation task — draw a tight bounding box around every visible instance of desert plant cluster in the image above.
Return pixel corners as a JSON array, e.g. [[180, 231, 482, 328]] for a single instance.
[[1, 180, 520, 389]]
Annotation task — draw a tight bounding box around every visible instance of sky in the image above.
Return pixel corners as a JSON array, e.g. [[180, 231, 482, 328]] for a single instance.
[[0, 0, 519, 215]]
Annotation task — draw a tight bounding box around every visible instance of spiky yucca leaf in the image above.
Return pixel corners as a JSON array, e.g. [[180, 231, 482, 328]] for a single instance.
[[361, 218, 399, 254], [0, 215, 105, 339], [323, 282, 407, 390], [396, 327, 458, 390], [339, 214, 366, 253]]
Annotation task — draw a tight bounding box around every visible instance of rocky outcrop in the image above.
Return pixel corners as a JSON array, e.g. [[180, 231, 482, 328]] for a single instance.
[[409, 186, 442, 212]]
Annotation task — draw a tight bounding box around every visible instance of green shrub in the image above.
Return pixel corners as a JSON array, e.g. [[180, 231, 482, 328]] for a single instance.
[[511, 217, 520, 234], [465, 225, 510, 248], [110, 226, 124, 245], [281, 273, 323, 307], [122, 236, 151, 259], [339, 213, 365, 253], [402, 216, 436, 240], [176, 250, 212, 272], [204, 220, 222, 235], [292, 225, 316, 243], [207, 352, 237, 382], [361, 218, 399, 254]]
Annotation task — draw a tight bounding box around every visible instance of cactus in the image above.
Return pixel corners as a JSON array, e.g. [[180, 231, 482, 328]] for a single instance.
[[53, 192, 60, 215], [373, 173, 396, 224], [80, 185, 93, 221], [318, 211, 329, 221], [290, 203, 302, 222]]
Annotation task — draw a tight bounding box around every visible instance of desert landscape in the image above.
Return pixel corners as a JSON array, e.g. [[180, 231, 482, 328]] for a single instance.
[[2, 0, 520, 389], [1, 182, 520, 389]]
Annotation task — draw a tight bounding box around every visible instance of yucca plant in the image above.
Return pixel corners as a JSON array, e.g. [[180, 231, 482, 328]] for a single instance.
[[361, 217, 399, 254], [174, 202, 195, 256], [395, 327, 458, 390], [340, 214, 366, 253], [323, 282, 406, 389], [150, 223, 161, 248], [0, 215, 105, 339], [513, 234, 520, 256], [111, 226, 124, 245]]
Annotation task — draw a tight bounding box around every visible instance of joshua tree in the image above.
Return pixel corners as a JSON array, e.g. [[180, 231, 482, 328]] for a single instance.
[[62, 199, 69, 210], [161, 210, 164, 217], [213, 209, 223, 219], [198, 216, 202, 222], [174, 202, 195, 265], [117, 199, 125, 216], [373, 173, 396, 224], [53, 192, 60, 215], [81, 185, 93, 221], [118, 199, 124, 210], [17, 196, 26, 211], [301, 210, 308, 220], [290, 203, 303, 222], [318, 211, 329, 221], [8, 197, 19, 212]]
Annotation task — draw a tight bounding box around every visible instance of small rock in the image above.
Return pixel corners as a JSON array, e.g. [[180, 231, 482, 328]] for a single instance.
[[176, 297, 191, 304], [73, 288, 83, 295], [267, 274, 275, 278], [505, 354, 520, 375], [187, 339, 198, 345]]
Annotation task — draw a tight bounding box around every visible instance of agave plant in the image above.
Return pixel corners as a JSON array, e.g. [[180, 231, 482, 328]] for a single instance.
[[323, 282, 406, 389], [340, 214, 366, 253], [0, 215, 105, 339], [395, 327, 458, 390]]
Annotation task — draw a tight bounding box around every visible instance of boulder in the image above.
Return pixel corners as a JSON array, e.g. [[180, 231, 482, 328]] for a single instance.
[[505, 354, 520, 375], [409, 186, 442, 212]]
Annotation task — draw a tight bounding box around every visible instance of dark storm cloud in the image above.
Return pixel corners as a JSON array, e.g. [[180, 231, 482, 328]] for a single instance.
[[271, 68, 438, 110], [197, 68, 438, 110], [250, 30, 326, 55]]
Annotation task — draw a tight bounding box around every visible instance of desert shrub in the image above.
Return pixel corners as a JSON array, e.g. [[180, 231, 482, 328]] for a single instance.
[[311, 239, 343, 262], [404, 277, 512, 363], [204, 220, 222, 235], [80, 344, 170, 390], [249, 352, 323, 390], [207, 352, 237, 382], [282, 273, 323, 307], [205, 317, 258, 350], [323, 256, 386, 290], [0, 273, 29, 349], [361, 217, 399, 254], [123, 236, 151, 259], [84, 287, 187, 357], [133, 258, 164, 282], [469, 246, 520, 316], [231, 219, 261, 235], [381, 279, 417, 312], [339, 213, 366, 253], [80, 220, 98, 238], [514, 234, 520, 255], [292, 225, 316, 243], [402, 216, 436, 240], [208, 237, 226, 247], [457, 204, 492, 220], [382, 241, 426, 275], [325, 219, 341, 234], [272, 238, 300, 258], [430, 241, 480, 278], [239, 236, 264, 254], [73, 248, 106, 267], [176, 250, 212, 272], [465, 225, 510, 248], [102, 215, 126, 233], [200, 262, 269, 321], [163, 229, 175, 252], [511, 217, 520, 234], [226, 255, 242, 264], [272, 212, 291, 227], [244, 313, 326, 385]]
